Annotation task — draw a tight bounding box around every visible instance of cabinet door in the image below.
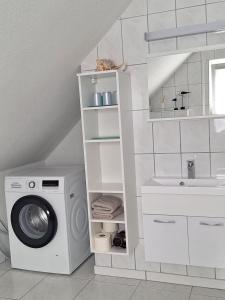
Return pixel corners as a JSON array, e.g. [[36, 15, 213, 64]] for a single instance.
[[188, 217, 225, 268], [143, 215, 189, 265]]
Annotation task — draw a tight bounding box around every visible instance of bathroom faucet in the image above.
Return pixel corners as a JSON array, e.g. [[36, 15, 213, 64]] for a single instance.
[[187, 160, 195, 179]]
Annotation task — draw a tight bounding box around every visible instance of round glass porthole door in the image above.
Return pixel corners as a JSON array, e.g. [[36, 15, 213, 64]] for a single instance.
[[11, 195, 57, 248]]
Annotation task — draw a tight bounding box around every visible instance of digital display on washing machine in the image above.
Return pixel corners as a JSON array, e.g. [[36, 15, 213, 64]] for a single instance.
[[42, 180, 59, 187]]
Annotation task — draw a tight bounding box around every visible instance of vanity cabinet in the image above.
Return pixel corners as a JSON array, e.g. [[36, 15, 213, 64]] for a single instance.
[[143, 215, 189, 265], [188, 217, 225, 268]]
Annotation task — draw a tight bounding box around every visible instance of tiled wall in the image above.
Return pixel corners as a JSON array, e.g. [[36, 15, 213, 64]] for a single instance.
[[81, 0, 225, 280]]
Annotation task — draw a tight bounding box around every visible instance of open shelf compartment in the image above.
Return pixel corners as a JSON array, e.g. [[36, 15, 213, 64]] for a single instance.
[[78, 71, 117, 109], [83, 108, 120, 140], [89, 192, 125, 224], [90, 222, 127, 255], [85, 142, 123, 192]]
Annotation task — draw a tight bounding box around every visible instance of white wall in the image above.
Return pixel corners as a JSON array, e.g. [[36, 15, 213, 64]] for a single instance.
[[0, 0, 131, 171], [81, 0, 225, 280], [45, 120, 84, 166]]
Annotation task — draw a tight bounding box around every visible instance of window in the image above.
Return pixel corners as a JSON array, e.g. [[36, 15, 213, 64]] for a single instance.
[[209, 58, 225, 115]]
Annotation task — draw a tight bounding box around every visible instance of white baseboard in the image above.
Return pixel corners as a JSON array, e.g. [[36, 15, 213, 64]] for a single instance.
[[94, 266, 146, 280], [94, 266, 225, 289], [147, 272, 225, 289]]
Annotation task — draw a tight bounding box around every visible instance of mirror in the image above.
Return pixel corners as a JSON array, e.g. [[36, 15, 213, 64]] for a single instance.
[[148, 46, 225, 121]]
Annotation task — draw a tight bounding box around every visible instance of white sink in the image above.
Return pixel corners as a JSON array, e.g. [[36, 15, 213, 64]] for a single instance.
[[142, 177, 225, 195], [142, 177, 225, 217]]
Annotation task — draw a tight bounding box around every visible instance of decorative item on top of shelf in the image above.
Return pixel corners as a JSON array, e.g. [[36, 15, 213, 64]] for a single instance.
[[91, 195, 123, 220], [96, 59, 127, 72], [113, 230, 126, 249], [172, 98, 178, 111], [179, 91, 190, 110]]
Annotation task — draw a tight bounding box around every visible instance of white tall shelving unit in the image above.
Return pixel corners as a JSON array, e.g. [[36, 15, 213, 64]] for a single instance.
[[78, 70, 138, 255]]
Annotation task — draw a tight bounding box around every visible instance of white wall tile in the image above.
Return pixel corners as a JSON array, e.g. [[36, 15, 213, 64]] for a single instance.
[[176, 0, 205, 9], [207, 32, 225, 46], [133, 110, 153, 153], [135, 239, 160, 272], [128, 64, 149, 110], [112, 252, 135, 269], [188, 62, 202, 85], [148, 10, 176, 31], [180, 119, 210, 152], [81, 47, 98, 71], [187, 266, 215, 278], [148, 11, 177, 51], [149, 38, 176, 53], [182, 153, 210, 178], [155, 154, 181, 177], [148, 0, 175, 13], [135, 154, 154, 195], [207, 2, 225, 23], [211, 153, 225, 177], [177, 5, 206, 27], [122, 16, 148, 65], [177, 34, 207, 50], [153, 121, 180, 153], [121, 0, 148, 18], [95, 254, 112, 267], [98, 21, 123, 65], [210, 118, 225, 152], [161, 263, 187, 275]]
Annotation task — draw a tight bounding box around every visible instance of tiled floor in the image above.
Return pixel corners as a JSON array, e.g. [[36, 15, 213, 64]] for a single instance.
[[0, 257, 225, 300]]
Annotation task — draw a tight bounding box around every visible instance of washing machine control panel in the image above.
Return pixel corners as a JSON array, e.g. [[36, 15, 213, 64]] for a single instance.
[[28, 181, 36, 189]]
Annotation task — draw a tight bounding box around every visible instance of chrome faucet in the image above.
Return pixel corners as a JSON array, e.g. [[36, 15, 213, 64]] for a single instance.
[[187, 160, 195, 179]]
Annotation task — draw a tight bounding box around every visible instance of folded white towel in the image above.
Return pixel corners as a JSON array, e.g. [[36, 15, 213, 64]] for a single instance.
[[92, 195, 122, 214], [92, 206, 124, 220]]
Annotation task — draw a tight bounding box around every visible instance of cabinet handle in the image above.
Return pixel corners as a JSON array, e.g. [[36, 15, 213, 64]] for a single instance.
[[153, 220, 176, 224], [200, 222, 224, 227]]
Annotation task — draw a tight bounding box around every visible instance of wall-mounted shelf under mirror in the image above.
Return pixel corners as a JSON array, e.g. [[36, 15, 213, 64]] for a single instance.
[[148, 44, 225, 122], [78, 70, 138, 256]]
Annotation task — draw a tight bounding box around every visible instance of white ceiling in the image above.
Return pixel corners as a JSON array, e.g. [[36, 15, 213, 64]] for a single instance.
[[0, 0, 131, 171]]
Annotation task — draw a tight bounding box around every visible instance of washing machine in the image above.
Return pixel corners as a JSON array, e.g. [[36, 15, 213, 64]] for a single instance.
[[5, 165, 90, 274]]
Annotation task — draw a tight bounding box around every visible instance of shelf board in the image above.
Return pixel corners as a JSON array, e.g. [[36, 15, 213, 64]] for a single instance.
[[82, 105, 118, 111], [88, 182, 124, 193], [78, 69, 118, 77], [85, 138, 120, 144], [91, 213, 125, 224], [92, 246, 127, 256]]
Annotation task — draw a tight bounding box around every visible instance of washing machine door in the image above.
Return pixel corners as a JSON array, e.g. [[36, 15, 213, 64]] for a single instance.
[[11, 195, 57, 248]]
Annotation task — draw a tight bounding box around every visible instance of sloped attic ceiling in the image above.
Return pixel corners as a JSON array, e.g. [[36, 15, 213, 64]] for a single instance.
[[0, 0, 131, 171]]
